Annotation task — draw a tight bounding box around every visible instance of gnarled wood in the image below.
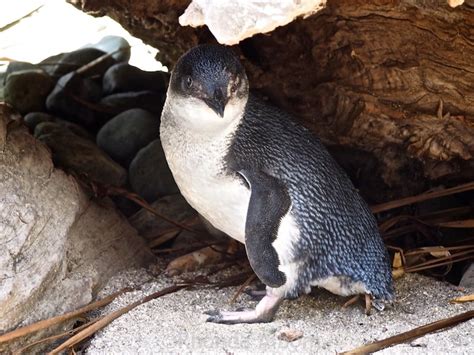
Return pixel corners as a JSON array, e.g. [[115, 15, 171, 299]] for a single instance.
[[72, 0, 474, 202]]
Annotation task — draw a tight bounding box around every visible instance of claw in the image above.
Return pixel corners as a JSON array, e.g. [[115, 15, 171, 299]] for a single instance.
[[365, 294, 372, 316], [206, 311, 224, 323], [203, 309, 220, 317], [342, 294, 376, 316]]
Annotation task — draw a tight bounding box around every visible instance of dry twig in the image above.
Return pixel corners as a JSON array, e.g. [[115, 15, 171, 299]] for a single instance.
[[0, 288, 131, 344], [48, 284, 189, 354], [340, 310, 474, 354], [371, 182, 474, 214]]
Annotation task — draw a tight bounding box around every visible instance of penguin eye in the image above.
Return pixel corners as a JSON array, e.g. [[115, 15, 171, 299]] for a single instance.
[[185, 76, 193, 89]]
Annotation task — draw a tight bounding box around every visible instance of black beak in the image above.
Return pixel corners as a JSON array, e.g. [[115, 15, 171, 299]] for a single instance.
[[204, 88, 228, 117]]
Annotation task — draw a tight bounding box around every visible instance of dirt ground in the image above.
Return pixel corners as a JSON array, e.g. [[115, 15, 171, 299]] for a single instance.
[[86, 267, 473, 354]]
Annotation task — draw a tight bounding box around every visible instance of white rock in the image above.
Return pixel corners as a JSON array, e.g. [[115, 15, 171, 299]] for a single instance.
[[448, 0, 464, 7], [179, 0, 326, 45]]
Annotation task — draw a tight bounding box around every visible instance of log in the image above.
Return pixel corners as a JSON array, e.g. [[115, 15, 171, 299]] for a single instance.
[[72, 0, 474, 202]]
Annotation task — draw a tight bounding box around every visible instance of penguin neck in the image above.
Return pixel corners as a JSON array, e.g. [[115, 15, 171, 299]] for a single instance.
[[163, 90, 246, 140]]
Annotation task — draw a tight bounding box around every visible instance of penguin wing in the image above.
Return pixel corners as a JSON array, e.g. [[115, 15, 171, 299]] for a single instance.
[[238, 169, 290, 288]]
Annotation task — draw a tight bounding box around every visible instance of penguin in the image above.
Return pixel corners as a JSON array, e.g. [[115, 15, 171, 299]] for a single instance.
[[160, 44, 394, 324]]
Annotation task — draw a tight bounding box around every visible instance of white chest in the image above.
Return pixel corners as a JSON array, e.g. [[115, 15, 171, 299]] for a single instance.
[[160, 116, 250, 243]]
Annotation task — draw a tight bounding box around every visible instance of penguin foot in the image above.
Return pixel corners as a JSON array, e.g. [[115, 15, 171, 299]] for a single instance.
[[205, 293, 283, 324], [341, 294, 375, 315]]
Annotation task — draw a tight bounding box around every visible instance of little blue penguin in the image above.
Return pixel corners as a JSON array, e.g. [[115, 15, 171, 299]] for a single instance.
[[160, 44, 394, 324]]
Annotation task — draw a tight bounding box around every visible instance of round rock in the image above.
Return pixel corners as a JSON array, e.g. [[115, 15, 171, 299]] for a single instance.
[[24, 112, 56, 130], [38, 130, 127, 187], [102, 63, 169, 95], [4, 61, 40, 84], [100, 91, 165, 116], [4, 70, 54, 115], [129, 139, 179, 202], [46, 72, 102, 129], [51, 48, 116, 78], [34, 120, 92, 140], [97, 108, 159, 167], [90, 36, 131, 63]]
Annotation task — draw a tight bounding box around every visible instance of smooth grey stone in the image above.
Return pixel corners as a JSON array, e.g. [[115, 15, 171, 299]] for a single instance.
[[34, 120, 92, 141], [129, 194, 196, 240], [46, 72, 102, 129], [129, 139, 179, 202], [38, 130, 127, 187], [97, 108, 159, 167], [4, 61, 40, 84], [24, 112, 56, 130], [51, 47, 116, 78], [102, 63, 168, 94], [100, 91, 165, 116], [4, 70, 54, 115], [90, 35, 131, 63], [39, 52, 67, 76]]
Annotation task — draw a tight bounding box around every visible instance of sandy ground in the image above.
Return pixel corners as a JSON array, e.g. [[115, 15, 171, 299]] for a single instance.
[[86, 266, 473, 354]]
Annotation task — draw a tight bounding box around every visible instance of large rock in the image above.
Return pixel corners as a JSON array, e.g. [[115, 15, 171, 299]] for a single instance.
[[46, 72, 102, 129], [102, 63, 169, 94], [72, 0, 474, 202], [129, 139, 179, 202], [97, 108, 160, 167], [180, 0, 326, 45], [37, 129, 127, 187], [4, 70, 54, 115], [0, 105, 153, 350]]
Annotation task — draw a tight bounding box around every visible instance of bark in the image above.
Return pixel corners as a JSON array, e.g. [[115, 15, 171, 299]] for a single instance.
[[72, 0, 474, 202]]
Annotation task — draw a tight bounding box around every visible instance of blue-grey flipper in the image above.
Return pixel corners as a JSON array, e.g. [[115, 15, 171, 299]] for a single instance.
[[238, 169, 290, 288]]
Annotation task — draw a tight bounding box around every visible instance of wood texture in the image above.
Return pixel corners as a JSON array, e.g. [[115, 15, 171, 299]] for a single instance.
[[72, 0, 474, 202]]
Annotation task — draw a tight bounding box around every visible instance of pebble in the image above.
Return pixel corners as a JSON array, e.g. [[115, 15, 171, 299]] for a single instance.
[[97, 108, 159, 167], [38, 129, 127, 187], [4, 69, 54, 115], [129, 139, 179, 202], [90, 35, 131, 63], [102, 63, 168, 95], [46, 72, 102, 129], [50, 47, 117, 78], [100, 91, 165, 116]]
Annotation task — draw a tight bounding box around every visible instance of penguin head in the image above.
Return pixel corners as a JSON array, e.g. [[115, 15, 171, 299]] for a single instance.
[[168, 44, 249, 129]]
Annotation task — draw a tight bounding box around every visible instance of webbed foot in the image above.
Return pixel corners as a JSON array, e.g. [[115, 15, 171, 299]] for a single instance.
[[205, 293, 283, 324]]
